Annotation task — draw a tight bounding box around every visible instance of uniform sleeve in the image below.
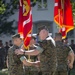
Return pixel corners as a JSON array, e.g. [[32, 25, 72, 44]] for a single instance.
[[34, 45, 43, 53], [36, 46, 44, 53], [8, 47, 13, 67], [8, 47, 12, 57], [20, 56, 27, 61]]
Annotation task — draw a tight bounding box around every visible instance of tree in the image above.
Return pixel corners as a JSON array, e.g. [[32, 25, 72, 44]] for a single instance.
[[0, 0, 5, 14], [71, 0, 75, 28], [0, 0, 75, 36], [0, 0, 37, 36], [0, 0, 19, 36]]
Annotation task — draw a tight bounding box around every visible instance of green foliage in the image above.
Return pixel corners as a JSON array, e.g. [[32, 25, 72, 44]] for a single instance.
[[0, 0, 36, 14], [0, 1, 6, 14], [0, 0, 37, 35], [0, 0, 18, 35], [71, 0, 75, 27], [71, 0, 75, 13], [0, 0, 75, 35]]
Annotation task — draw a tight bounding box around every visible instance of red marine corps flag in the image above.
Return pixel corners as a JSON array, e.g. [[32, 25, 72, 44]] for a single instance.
[[18, 0, 33, 49], [54, 0, 74, 39]]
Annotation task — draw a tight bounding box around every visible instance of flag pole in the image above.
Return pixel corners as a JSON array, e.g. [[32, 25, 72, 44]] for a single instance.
[[28, 47, 31, 61], [28, 9, 33, 61]]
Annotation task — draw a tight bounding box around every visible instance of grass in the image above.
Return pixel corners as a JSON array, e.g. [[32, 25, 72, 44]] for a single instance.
[[70, 68, 75, 75], [0, 69, 8, 75]]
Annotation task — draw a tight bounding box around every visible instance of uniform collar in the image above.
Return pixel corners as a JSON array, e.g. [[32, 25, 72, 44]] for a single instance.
[[38, 36, 49, 42]]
